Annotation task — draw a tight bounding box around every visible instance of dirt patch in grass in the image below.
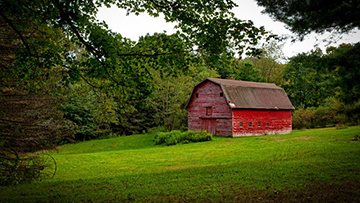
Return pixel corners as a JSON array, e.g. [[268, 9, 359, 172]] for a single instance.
[[260, 138, 288, 142], [159, 164, 212, 170], [294, 136, 314, 140], [260, 136, 315, 142]]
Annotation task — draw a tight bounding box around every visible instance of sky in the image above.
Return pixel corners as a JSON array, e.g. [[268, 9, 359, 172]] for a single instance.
[[96, 0, 360, 60]]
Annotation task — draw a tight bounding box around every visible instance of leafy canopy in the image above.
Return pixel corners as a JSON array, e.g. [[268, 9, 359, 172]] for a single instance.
[[0, 0, 273, 93], [255, 0, 360, 39]]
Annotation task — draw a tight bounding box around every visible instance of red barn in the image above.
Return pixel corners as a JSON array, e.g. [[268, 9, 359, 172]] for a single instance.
[[185, 78, 295, 137]]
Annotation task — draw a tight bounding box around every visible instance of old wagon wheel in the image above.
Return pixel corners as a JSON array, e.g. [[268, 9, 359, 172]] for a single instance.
[[35, 153, 57, 180]]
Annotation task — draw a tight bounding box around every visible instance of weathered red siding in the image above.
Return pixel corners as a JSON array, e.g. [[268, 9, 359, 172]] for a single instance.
[[232, 109, 292, 137], [187, 78, 294, 137], [187, 81, 232, 136]]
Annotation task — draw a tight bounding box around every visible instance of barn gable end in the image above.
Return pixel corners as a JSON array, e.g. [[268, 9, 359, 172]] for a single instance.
[[186, 78, 294, 137], [187, 80, 232, 136]]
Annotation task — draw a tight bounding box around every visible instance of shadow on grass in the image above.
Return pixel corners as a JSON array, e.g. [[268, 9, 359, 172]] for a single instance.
[[1, 161, 359, 203]]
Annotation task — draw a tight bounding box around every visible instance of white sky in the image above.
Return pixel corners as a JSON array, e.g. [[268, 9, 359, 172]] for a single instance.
[[96, 0, 360, 60]]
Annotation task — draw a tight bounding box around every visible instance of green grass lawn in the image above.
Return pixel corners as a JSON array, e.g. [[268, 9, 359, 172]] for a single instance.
[[1, 126, 360, 202]]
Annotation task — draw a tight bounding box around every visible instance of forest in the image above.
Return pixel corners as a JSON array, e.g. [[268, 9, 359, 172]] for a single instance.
[[1, 0, 359, 185]]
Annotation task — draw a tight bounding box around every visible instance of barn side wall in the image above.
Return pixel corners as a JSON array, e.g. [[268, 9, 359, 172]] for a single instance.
[[232, 109, 292, 137], [187, 81, 232, 136]]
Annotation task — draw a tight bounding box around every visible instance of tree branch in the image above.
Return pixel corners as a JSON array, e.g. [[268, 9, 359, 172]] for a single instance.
[[0, 13, 33, 56], [62, 65, 104, 89], [54, 0, 129, 87]]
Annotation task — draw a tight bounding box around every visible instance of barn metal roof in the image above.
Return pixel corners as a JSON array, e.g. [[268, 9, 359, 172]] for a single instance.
[[186, 78, 295, 110]]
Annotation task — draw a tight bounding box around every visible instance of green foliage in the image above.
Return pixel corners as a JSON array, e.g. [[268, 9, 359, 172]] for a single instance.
[[146, 73, 194, 131], [62, 86, 98, 141], [313, 106, 336, 128], [247, 41, 286, 85], [215, 57, 265, 82], [334, 99, 360, 126], [326, 43, 360, 107], [1, 0, 272, 92], [285, 43, 360, 126], [231, 60, 265, 82], [283, 49, 334, 108], [1, 0, 274, 140], [61, 83, 118, 140], [292, 108, 314, 130], [153, 130, 212, 146], [141, 35, 219, 132], [0, 157, 40, 186], [292, 104, 338, 130], [255, 0, 360, 38]]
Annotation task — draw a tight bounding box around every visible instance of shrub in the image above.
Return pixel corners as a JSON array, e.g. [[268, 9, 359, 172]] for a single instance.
[[293, 104, 344, 129], [153, 132, 168, 145], [181, 130, 196, 141], [292, 108, 314, 129], [61, 83, 119, 141], [313, 106, 336, 127], [153, 130, 212, 146]]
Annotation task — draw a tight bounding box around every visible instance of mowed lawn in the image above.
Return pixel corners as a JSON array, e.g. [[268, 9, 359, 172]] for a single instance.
[[1, 126, 360, 202]]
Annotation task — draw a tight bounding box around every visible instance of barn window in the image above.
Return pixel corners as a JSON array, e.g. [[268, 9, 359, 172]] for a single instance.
[[220, 92, 224, 97], [249, 122, 252, 127], [258, 122, 261, 127], [196, 93, 199, 98], [240, 122, 243, 128], [206, 107, 212, 115], [266, 123, 269, 127]]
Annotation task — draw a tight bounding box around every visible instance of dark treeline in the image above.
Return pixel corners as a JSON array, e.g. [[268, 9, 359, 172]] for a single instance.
[[284, 43, 360, 129], [2, 37, 359, 144]]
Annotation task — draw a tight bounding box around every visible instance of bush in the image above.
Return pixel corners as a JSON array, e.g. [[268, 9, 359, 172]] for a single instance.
[[61, 83, 119, 141], [292, 108, 314, 129], [293, 104, 342, 129], [153, 130, 212, 146], [313, 106, 336, 127], [153, 132, 168, 145]]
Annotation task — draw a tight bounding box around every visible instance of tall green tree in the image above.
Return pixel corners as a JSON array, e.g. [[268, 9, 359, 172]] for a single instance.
[[325, 43, 360, 123], [326, 43, 360, 106], [284, 43, 360, 124], [231, 60, 265, 82], [146, 64, 218, 131], [61, 83, 119, 140], [283, 49, 333, 108], [247, 41, 286, 85], [1, 0, 272, 91]]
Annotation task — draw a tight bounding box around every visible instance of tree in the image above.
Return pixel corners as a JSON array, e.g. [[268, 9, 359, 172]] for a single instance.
[[255, 0, 360, 38], [146, 64, 218, 131], [326, 43, 360, 106], [231, 60, 265, 82], [0, 0, 272, 91], [325, 43, 360, 123], [0, 0, 274, 133], [284, 43, 360, 124], [61, 83, 119, 140], [283, 49, 333, 108], [247, 41, 286, 84]]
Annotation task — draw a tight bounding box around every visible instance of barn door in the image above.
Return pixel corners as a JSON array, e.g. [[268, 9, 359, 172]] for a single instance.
[[201, 119, 216, 135]]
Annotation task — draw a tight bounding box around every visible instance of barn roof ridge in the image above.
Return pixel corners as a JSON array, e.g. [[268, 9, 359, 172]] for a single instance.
[[185, 78, 295, 110], [206, 78, 280, 89]]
